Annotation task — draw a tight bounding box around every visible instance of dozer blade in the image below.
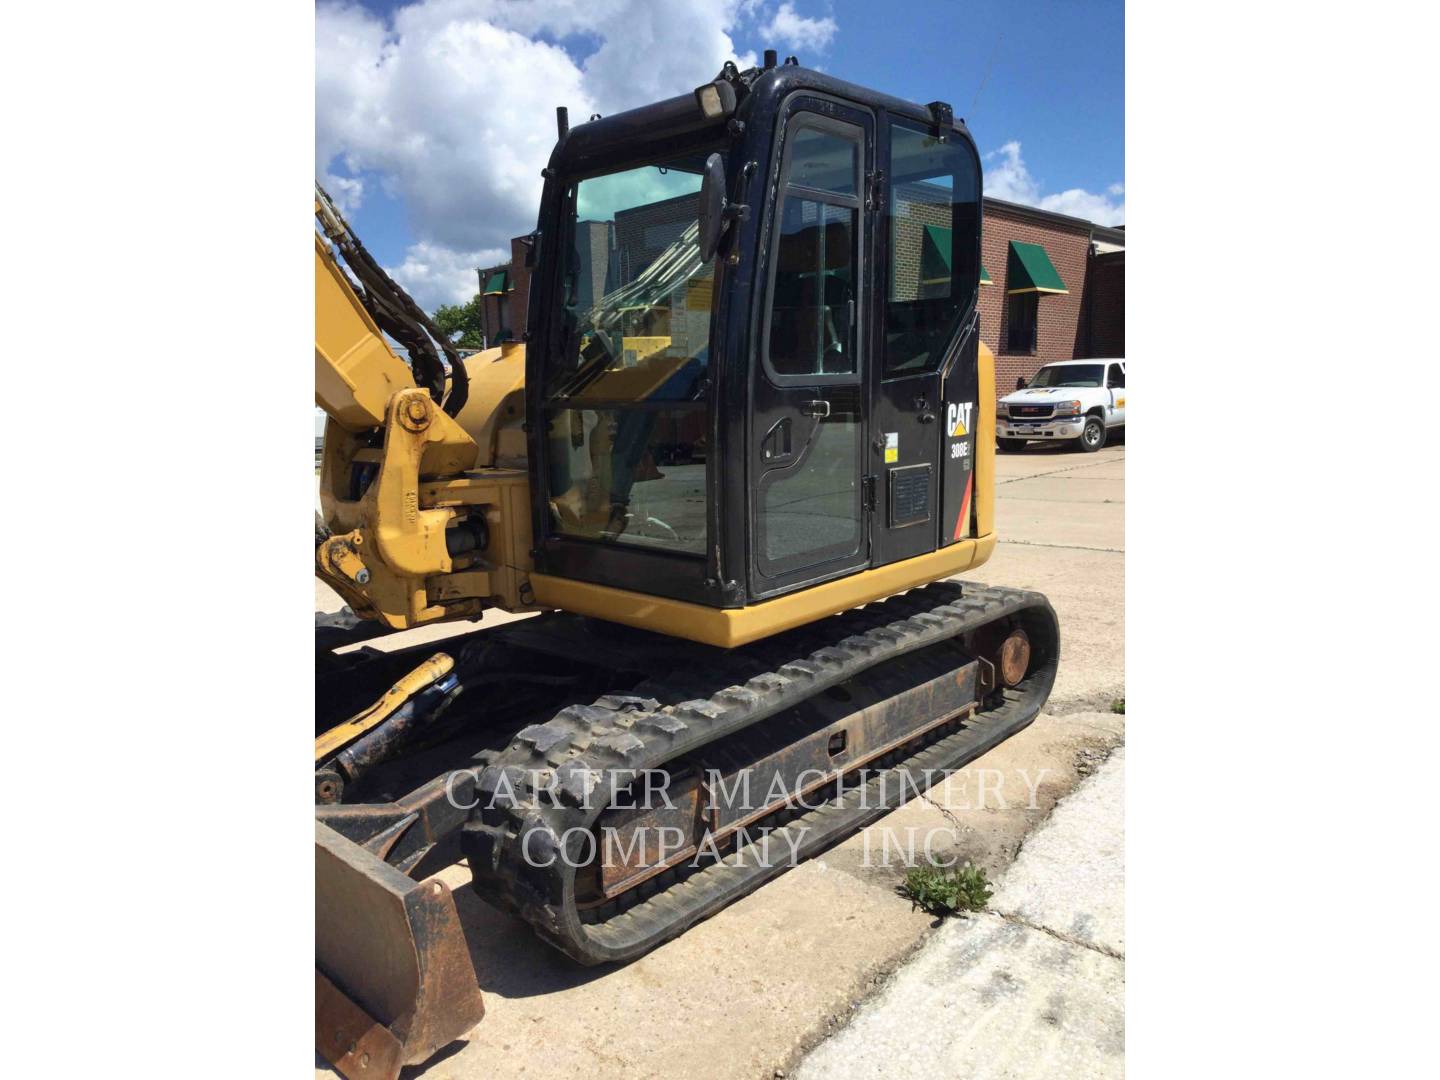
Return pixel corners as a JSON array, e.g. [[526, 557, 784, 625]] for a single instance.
[[315, 822, 484, 1080]]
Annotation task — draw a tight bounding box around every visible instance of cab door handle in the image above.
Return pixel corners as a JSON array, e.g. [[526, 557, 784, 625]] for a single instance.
[[800, 400, 831, 418]]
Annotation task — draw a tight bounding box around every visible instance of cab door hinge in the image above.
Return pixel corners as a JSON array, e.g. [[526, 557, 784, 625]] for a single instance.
[[862, 474, 878, 513]]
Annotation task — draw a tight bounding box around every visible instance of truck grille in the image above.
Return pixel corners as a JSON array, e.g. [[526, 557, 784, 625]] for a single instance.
[[1008, 404, 1054, 419]]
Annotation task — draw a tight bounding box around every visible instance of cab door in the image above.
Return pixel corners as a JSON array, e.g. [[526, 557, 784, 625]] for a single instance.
[[749, 100, 873, 598], [871, 115, 984, 560]]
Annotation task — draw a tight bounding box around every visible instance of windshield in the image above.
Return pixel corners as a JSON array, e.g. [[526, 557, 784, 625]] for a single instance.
[[1027, 363, 1103, 389], [543, 150, 723, 556]]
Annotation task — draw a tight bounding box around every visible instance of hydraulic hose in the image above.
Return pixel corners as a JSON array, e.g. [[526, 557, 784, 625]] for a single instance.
[[315, 182, 470, 416]]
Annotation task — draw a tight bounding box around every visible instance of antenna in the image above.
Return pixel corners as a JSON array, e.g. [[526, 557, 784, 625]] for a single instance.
[[970, 31, 1003, 116]]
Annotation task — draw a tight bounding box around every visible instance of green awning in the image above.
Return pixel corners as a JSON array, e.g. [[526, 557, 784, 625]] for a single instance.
[[921, 226, 993, 289], [1005, 241, 1068, 295], [482, 269, 509, 296], [920, 224, 952, 284]]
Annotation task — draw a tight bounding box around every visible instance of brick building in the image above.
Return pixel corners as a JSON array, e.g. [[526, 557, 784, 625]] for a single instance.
[[979, 197, 1125, 397], [472, 196, 1123, 387], [475, 234, 533, 345]]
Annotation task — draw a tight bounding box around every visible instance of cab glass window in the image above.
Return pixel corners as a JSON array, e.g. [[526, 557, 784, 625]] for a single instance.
[[764, 117, 862, 382], [1107, 363, 1125, 388], [884, 123, 980, 375], [768, 200, 856, 376], [543, 150, 722, 556], [787, 127, 858, 195]]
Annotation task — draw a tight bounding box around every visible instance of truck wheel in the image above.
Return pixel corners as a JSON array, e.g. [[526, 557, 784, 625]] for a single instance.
[[1079, 417, 1106, 452], [997, 438, 1028, 453]]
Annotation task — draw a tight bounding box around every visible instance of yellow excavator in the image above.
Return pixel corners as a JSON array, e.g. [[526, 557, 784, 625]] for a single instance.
[[315, 55, 1058, 1080]]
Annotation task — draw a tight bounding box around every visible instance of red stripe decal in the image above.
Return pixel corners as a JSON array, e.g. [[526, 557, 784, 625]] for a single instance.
[[952, 474, 973, 541]]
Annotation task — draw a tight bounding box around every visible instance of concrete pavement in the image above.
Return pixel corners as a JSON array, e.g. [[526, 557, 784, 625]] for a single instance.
[[795, 749, 1125, 1080], [315, 443, 1125, 1080]]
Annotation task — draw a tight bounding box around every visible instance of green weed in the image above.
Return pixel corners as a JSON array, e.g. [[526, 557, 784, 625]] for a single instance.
[[900, 861, 993, 917]]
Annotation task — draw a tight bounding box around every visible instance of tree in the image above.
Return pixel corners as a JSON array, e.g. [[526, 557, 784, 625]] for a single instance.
[[431, 294, 486, 349]]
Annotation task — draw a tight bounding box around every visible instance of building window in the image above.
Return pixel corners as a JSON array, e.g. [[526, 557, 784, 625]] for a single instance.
[[1005, 293, 1038, 353]]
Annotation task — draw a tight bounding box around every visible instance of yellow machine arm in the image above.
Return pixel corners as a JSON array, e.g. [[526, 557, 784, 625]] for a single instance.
[[314, 185, 534, 629]]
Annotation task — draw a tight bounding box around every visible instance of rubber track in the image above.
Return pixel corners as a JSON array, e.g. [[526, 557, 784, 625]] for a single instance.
[[462, 581, 1059, 964]]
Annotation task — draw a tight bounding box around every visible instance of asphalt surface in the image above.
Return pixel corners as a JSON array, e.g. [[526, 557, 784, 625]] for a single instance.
[[315, 441, 1125, 1080]]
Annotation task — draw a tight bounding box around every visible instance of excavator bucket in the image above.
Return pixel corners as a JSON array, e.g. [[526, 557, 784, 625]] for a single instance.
[[315, 822, 484, 1080]]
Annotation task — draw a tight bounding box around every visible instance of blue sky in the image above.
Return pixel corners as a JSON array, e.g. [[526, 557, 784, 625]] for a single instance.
[[318, 0, 1123, 310], [822, 1, 1124, 207]]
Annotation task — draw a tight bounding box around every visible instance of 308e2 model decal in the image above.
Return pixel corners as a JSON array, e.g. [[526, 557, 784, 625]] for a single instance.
[[946, 401, 975, 539]]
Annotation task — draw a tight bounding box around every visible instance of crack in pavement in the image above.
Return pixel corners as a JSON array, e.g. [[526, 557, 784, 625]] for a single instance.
[[995, 454, 1124, 486], [984, 908, 1125, 961], [1002, 496, 1126, 505], [918, 790, 975, 835], [998, 539, 1124, 553]]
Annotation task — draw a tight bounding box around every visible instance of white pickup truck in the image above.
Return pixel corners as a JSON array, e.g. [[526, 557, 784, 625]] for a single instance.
[[997, 358, 1126, 453]]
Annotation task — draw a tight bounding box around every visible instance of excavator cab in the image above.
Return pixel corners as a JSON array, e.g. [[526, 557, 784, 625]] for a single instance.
[[526, 60, 994, 643]]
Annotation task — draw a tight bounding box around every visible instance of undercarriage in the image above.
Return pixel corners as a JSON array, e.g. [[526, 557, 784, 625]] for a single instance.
[[315, 581, 1057, 1072]]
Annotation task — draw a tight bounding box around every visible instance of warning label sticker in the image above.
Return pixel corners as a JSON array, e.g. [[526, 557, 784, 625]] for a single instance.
[[884, 431, 899, 464]]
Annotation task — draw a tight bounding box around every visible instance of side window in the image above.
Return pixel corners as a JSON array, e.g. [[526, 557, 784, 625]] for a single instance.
[[765, 116, 862, 381], [1107, 362, 1125, 388], [884, 123, 980, 375]]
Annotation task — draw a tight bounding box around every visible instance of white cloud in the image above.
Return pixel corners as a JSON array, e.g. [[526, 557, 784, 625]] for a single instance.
[[317, 0, 773, 310], [321, 172, 364, 212], [762, 2, 837, 53], [983, 140, 1125, 226]]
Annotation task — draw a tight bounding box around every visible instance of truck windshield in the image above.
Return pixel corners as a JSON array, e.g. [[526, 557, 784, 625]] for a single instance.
[[1028, 364, 1103, 389], [543, 149, 724, 556]]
